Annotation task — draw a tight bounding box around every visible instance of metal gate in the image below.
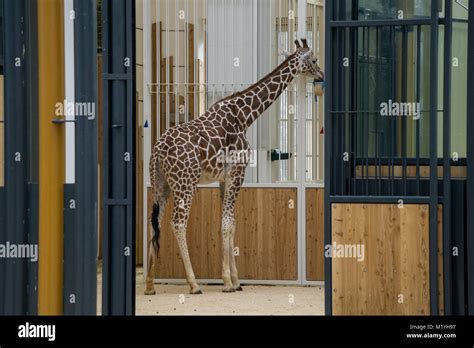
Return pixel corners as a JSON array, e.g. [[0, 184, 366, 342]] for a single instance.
[[325, 0, 473, 315]]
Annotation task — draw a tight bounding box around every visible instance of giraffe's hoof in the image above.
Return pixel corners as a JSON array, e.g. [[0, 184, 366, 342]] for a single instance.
[[144, 289, 156, 295], [234, 285, 243, 291], [222, 287, 236, 293], [190, 289, 203, 295]]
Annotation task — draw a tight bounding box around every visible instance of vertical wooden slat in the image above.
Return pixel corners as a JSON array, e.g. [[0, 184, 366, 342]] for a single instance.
[[306, 188, 324, 281]]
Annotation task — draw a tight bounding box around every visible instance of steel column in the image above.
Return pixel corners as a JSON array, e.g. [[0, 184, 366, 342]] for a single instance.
[[323, 0, 333, 315], [63, 0, 99, 316], [443, 0, 453, 316], [429, 0, 440, 316], [2, 0, 32, 315], [467, 0, 474, 316], [101, 0, 136, 316]]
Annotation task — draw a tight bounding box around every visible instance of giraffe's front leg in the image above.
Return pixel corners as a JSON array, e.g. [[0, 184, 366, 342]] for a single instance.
[[221, 222, 234, 292], [229, 225, 242, 291]]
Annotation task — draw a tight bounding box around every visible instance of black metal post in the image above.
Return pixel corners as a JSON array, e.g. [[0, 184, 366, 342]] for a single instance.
[[429, 0, 440, 316], [63, 0, 99, 316], [467, 0, 474, 316], [323, 0, 333, 316], [1, 0, 34, 315], [101, 0, 136, 316], [443, 0, 453, 316]]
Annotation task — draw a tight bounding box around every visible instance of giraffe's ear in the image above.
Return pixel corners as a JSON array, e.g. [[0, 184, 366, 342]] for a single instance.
[[294, 40, 301, 49], [281, 51, 290, 59]]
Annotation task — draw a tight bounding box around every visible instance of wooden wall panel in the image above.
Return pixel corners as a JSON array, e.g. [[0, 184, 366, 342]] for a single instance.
[[332, 204, 443, 315], [306, 188, 324, 281], [151, 188, 298, 281]]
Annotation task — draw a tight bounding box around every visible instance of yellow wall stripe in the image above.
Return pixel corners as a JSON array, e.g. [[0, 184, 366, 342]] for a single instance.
[[38, 0, 65, 315]]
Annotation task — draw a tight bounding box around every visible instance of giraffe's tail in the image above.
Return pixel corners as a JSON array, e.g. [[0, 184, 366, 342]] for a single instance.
[[151, 203, 160, 255]]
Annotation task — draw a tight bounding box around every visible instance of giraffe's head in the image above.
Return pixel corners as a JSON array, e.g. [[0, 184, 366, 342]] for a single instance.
[[292, 39, 324, 82]]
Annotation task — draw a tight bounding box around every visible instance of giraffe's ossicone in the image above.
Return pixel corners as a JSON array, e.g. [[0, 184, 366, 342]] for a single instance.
[[145, 39, 324, 295]]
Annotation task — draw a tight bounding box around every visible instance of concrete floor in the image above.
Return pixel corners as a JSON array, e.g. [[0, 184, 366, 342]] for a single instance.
[[98, 268, 325, 315]]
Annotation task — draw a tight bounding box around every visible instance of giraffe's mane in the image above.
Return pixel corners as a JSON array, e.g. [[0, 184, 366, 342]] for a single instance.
[[209, 51, 298, 108]]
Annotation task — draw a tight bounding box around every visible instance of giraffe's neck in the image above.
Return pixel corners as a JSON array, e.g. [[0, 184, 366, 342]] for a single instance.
[[239, 54, 299, 129]]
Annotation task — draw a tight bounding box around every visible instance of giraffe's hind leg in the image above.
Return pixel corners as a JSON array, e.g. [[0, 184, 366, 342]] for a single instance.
[[145, 169, 171, 295], [171, 188, 202, 294], [220, 168, 245, 293]]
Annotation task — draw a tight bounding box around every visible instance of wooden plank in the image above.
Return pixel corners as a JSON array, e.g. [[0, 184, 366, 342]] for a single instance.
[[332, 203, 444, 315], [306, 188, 324, 281], [332, 203, 442, 315], [152, 188, 298, 280]]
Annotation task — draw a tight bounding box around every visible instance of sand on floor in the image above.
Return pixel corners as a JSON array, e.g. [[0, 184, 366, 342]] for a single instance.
[[98, 268, 325, 315]]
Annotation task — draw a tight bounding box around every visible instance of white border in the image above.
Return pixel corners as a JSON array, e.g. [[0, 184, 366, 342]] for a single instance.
[[64, 0, 75, 184]]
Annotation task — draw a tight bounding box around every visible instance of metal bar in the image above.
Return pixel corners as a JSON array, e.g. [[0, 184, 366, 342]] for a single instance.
[[329, 195, 432, 204], [126, 0, 136, 314], [350, 20, 357, 196], [101, 0, 135, 316], [416, 25, 421, 196], [142, 0, 152, 283], [323, 0, 332, 316], [3, 0, 30, 315], [25, 0, 39, 316], [364, 26, 369, 195], [467, 0, 474, 315], [66, 0, 98, 315], [375, 26, 380, 195], [329, 18, 433, 28], [101, 0, 111, 316], [402, 26, 408, 196], [297, 0, 307, 285], [443, 0, 453, 316], [429, 1, 440, 315]]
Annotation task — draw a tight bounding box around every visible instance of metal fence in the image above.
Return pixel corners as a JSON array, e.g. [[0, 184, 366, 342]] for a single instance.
[[325, 0, 472, 316]]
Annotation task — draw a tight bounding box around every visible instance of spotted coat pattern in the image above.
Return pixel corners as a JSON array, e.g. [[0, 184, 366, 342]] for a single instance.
[[145, 39, 324, 294]]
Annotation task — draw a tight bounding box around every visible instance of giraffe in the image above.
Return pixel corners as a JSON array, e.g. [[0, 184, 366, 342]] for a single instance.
[[145, 39, 324, 295]]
